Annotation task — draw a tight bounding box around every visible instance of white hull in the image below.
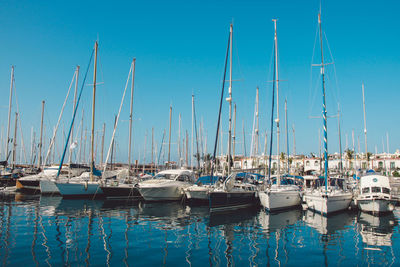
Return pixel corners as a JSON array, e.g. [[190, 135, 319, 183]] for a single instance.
[[138, 180, 191, 201], [184, 185, 210, 201], [40, 179, 60, 194], [358, 198, 395, 214], [304, 189, 352, 215], [55, 182, 103, 198], [259, 186, 301, 211]]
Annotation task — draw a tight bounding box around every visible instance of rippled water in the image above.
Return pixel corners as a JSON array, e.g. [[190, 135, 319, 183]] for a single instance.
[[0, 193, 399, 266]]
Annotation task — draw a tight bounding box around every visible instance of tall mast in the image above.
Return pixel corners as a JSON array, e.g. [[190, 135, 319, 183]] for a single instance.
[[255, 86, 259, 156], [232, 103, 236, 161], [143, 130, 147, 173], [227, 23, 233, 175], [100, 123, 105, 165], [362, 83, 368, 168], [30, 127, 34, 165], [178, 113, 181, 167], [167, 105, 172, 166], [337, 104, 343, 175], [69, 66, 79, 165], [5, 66, 14, 162], [12, 112, 18, 168], [90, 41, 98, 181], [318, 13, 329, 190], [185, 130, 188, 167], [191, 95, 194, 169], [37, 100, 45, 169], [285, 99, 289, 173], [128, 58, 136, 170], [151, 127, 154, 168], [352, 129, 355, 174], [78, 109, 84, 163], [273, 19, 281, 184]]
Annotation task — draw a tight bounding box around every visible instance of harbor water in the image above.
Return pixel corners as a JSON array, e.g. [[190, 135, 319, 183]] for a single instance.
[[0, 194, 399, 266]]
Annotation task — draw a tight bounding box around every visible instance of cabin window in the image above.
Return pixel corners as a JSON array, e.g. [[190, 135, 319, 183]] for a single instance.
[[371, 187, 381, 193], [177, 175, 189, 182], [382, 187, 390, 194], [362, 187, 370, 194]]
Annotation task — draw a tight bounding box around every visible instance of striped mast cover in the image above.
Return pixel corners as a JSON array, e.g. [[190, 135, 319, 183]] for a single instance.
[[318, 13, 329, 191]]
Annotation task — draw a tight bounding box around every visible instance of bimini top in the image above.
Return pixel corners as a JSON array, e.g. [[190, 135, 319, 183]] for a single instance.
[[359, 174, 390, 189]]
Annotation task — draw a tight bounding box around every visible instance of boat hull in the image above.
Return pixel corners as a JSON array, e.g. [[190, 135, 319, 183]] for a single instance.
[[40, 179, 60, 195], [358, 198, 395, 214], [55, 182, 103, 198], [209, 191, 257, 212], [304, 192, 352, 215], [100, 185, 142, 200], [16, 179, 40, 194], [259, 189, 301, 212], [138, 185, 184, 201], [185, 186, 210, 205]]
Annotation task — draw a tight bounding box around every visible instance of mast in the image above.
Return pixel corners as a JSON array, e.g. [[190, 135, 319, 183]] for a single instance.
[[5, 66, 14, 162], [318, 13, 329, 190], [30, 127, 34, 165], [191, 96, 194, 169], [273, 19, 281, 185], [185, 130, 189, 167], [232, 103, 236, 161], [100, 123, 105, 165], [285, 99, 289, 173], [128, 58, 136, 170], [69, 66, 79, 165], [255, 86, 259, 156], [151, 127, 154, 171], [178, 113, 181, 167], [167, 105, 172, 166], [78, 109, 84, 164], [337, 104, 343, 175], [362, 83, 368, 168], [37, 100, 45, 169], [193, 95, 200, 170], [227, 23, 233, 175], [12, 112, 18, 168], [143, 130, 147, 173], [352, 129, 355, 174], [90, 41, 98, 181]]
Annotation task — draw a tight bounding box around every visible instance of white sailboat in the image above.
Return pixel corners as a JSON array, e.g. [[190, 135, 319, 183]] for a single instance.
[[303, 13, 352, 215], [259, 19, 301, 212], [55, 41, 103, 198]]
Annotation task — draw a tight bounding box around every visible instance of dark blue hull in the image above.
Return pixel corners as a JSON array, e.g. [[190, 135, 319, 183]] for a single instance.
[[209, 191, 257, 212]]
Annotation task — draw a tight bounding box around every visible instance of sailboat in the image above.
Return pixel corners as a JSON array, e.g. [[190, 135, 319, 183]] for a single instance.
[[258, 20, 301, 212], [302, 13, 352, 215], [99, 58, 145, 200], [207, 23, 258, 212], [55, 41, 104, 198]]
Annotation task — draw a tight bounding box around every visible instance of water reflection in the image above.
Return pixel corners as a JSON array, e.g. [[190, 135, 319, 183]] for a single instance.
[[357, 212, 398, 247], [0, 195, 399, 266]]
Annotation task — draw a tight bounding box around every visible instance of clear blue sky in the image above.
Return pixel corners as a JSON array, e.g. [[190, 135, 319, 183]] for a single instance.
[[0, 0, 399, 164]]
